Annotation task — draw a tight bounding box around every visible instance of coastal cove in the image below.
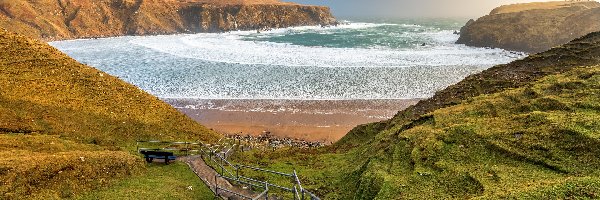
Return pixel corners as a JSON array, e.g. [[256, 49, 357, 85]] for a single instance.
[[166, 98, 419, 142], [4, 0, 600, 199], [50, 19, 525, 142]]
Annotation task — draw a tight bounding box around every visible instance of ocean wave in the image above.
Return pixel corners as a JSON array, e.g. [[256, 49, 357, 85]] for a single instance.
[[51, 21, 526, 100], [129, 26, 521, 68]]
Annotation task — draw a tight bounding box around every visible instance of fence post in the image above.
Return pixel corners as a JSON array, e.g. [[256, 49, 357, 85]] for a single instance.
[[220, 153, 224, 175], [293, 186, 298, 200], [294, 170, 304, 200], [215, 175, 219, 199], [265, 182, 269, 200]]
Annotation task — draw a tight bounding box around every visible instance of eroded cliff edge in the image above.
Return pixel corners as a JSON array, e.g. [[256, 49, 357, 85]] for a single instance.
[[457, 1, 600, 53], [0, 0, 337, 41]]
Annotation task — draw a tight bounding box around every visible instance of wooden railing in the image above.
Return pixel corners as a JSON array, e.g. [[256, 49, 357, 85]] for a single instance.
[[137, 140, 321, 200]]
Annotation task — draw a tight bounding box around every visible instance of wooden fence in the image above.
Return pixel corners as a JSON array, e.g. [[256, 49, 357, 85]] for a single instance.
[[137, 140, 321, 200]]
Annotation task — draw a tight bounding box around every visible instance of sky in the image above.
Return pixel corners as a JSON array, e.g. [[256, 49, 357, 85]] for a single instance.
[[287, 0, 587, 18]]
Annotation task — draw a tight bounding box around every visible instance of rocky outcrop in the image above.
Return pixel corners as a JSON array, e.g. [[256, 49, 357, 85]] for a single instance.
[[457, 1, 600, 53], [0, 0, 337, 41]]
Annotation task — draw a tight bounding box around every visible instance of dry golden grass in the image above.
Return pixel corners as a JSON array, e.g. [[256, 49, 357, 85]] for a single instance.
[[0, 29, 219, 198], [0, 134, 143, 199], [0, 29, 219, 146]]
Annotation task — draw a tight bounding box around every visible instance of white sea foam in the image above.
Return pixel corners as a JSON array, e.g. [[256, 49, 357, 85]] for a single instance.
[[51, 22, 526, 100], [129, 23, 520, 68], [208, 22, 393, 36]]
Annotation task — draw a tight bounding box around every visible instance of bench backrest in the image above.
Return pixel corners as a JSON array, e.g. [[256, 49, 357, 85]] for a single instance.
[[140, 150, 174, 157]]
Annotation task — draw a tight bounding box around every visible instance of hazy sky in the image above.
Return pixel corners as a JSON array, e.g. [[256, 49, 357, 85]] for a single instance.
[[287, 0, 584, 18]]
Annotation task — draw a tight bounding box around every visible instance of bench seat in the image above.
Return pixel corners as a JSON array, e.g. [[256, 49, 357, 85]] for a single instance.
[[140, 150, 177, 164]]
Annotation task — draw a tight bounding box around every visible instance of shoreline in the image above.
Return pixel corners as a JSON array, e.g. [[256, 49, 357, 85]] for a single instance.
[[165, 98, 420, 143]]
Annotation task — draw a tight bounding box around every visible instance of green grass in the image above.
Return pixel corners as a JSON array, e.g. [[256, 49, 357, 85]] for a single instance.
[[77, 162, 214, 200], [341, 31, 600, 149], [230, 66, 600, 199]]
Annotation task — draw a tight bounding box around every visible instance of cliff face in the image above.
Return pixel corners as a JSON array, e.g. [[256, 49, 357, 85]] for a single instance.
[[0, 0, 337, 41], [457, 1, 600, 53]]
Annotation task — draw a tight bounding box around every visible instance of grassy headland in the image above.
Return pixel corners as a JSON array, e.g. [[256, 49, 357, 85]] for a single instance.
[[0, 29, 219, 198]]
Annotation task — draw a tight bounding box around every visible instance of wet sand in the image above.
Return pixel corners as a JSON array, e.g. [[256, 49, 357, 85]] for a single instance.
[[165, 99, 419, 143]]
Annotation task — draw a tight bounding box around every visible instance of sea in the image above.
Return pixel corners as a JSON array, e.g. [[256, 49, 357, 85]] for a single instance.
[[50, 18, 525, 100]]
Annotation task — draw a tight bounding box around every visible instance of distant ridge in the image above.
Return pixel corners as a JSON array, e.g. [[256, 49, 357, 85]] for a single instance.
[[0, 0, 337, 41], [457, 1, 600, 53], [489, 1, 597, 15]]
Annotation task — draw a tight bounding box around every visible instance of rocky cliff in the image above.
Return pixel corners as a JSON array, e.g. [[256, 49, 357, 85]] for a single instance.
[[0, 0, 337, 41], [457, 1, 600, 53]]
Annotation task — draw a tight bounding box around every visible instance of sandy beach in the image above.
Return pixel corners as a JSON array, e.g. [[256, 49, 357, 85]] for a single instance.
[[165, 99, 419, 143]]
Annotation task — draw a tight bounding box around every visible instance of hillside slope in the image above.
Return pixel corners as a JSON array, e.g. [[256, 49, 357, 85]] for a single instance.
[[231, 31, 600, 199], [343, 65, 600, 199], [456, 1, 600, 53], [338, 31, 600, 150], [336, 31, 600, 199], [0, 0, 337, 41], [0, 29, 219, 198], [0, 29, 219, 145]]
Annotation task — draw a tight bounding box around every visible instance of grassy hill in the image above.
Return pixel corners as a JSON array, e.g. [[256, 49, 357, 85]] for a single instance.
[[340, 66, 600, 199], [230, 32, 600, 199], [0, 28, 218, 145], [338, 31, 600, 151], [0, 29, 219, 198]]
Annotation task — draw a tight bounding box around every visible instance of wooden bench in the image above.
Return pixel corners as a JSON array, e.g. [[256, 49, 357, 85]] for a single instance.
[[140, 150, 177, 164]]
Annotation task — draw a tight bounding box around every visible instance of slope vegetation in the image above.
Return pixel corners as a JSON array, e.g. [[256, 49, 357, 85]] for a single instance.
[[342, 65, 600, 199], [231, 31, 600, 199], [339, 31, 600, 150], [0, 29, 219, 198], [0, 0, 337, 41]]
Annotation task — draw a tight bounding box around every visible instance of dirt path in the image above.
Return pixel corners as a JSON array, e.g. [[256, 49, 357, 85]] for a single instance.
[[179, 155, 259, 199]]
